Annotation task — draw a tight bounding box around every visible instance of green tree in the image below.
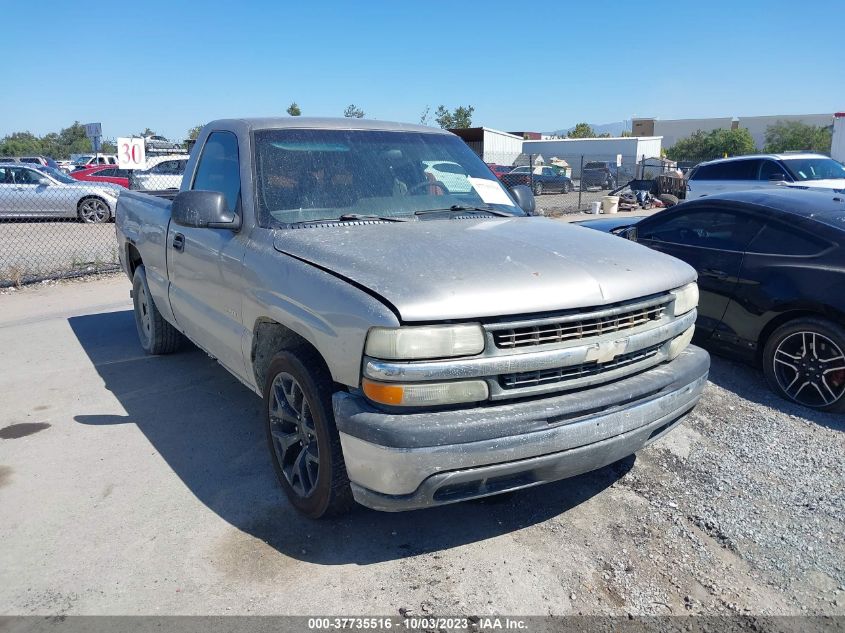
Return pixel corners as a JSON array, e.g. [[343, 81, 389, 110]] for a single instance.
[[0, 132, 43, 157], [434, 105, 474, 129], [138, 127, 156, 137], [568, 123, 596, 138], [187, 124, 204, 140], [419, 105, 431, 126], [666, 128, 757, 161], [343, 104, 365, 118], [763, 120, 832, 154], [286, 102, 302, 116]]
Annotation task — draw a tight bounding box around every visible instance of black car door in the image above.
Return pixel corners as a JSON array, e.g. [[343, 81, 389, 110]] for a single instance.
[[635, 206, 765, 339]]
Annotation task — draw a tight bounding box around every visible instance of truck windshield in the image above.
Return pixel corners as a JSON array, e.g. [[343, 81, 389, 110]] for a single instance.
[[254, 129, 523, 226], [782, 157, 845, 181]]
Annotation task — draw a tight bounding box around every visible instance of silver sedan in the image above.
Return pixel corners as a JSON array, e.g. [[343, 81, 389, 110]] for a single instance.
[[0, 163, 121, 223]]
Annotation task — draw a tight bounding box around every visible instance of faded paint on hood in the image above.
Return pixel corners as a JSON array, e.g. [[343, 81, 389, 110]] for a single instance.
[[273, 217, 696, 321]]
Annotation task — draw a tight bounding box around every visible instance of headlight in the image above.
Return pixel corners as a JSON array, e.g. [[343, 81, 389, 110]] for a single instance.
[[365, 324, 485, 360], [668, 325, 695, 360], [670, 282, 699, 317], [362, 378, 488, 407]]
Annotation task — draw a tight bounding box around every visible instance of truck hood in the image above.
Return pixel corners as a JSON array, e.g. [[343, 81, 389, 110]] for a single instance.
[[273, 217, 695, 321], [785, 179, 845, 191]]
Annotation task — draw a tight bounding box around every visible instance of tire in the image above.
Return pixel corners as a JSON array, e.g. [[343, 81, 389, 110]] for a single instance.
[[762, 317, 845, 413], [132, 266, 182, 355], [658, 194, 679, 207], [264, 348, 354, 518], [561, 182, 571, 194], [77, 196, 111, 223], [533, 182, 543, 196]]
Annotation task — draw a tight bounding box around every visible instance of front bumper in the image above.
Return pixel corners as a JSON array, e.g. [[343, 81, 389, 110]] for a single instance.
[[333, 346, 709, 511]]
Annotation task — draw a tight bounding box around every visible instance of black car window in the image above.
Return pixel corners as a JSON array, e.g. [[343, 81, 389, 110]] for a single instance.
[[97, 168, 116, 177], [692, 160, 759, 180], [639, 209, 764, 251], [746, 222, 829, 256], [191, 131, 241, 213], [12, 168, 44, 184], [758, 160, 788, 181]]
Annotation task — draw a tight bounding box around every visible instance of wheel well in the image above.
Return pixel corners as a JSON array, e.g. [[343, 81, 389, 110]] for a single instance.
[[251, 319, 330, 390], [126, 243, 142, 276], [757, 309, 825, 358]]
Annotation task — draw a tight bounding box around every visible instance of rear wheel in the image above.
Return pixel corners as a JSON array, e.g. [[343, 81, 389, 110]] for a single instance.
[[77, 197, 111, 223], [264, 349, 354, 518], [763, 317, 845, 412], [132, 266, 182, 355], [533, 182, 543, 196]]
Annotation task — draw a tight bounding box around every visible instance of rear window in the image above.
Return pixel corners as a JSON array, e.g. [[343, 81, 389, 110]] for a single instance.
[[746, 222, 829, 256]]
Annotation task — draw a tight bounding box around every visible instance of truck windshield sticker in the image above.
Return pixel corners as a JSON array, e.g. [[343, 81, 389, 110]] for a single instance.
[[468, 177, 513, 206]]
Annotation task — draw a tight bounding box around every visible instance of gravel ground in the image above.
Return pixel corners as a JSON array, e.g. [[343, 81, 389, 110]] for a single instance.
[[0, 276, 843, 618]]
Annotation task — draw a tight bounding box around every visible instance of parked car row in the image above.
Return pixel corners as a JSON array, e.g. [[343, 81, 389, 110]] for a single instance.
[[489, 164, 574, 195], [576, 189, 845, 412], [0, 162, 120, 223]]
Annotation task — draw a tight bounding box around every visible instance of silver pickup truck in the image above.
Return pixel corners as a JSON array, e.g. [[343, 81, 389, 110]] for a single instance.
[[116, 117, 709, 518]]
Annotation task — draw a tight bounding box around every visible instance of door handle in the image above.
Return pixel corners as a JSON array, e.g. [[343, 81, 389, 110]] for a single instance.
[[172, 233, 185, 251]]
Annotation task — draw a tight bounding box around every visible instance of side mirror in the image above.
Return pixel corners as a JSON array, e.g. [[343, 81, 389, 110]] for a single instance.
[[768, 172, 786, 182], [509, 184, 537, 215], [171, 190, 241, 230], [612, 226, 638, 241], [37, 177, 52, 186]]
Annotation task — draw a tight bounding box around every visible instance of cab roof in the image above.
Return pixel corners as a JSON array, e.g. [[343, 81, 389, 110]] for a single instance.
[[208, 117, 450, 136]]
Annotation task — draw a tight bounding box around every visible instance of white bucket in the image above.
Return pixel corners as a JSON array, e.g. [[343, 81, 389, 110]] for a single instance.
[[590, 201, 602, 214], [601, 195, 620, 214]]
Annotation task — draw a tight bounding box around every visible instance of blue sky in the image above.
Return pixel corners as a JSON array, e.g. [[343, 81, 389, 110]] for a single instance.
[[3, 0, 844, 140]]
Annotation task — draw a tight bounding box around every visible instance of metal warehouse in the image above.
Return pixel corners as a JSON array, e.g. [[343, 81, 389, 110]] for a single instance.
[[521, 136, 663, 178]]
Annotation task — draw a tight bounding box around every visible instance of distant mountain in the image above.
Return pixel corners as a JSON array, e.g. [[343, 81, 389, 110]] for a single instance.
[[550, 120, 632, 137]]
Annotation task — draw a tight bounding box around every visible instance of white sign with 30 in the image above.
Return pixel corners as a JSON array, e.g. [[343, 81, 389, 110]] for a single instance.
[[117, 137, 146, 170]]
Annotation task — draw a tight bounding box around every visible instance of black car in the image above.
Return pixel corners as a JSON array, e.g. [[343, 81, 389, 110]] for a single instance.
[[575, 189, 845, 412], [581, 161, 617, 190], [502, 165, 573, 195]]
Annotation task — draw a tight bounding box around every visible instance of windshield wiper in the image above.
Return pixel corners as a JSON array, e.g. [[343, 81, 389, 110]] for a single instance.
[[414, 205, 514, 218], [293, 213, 410, 225]]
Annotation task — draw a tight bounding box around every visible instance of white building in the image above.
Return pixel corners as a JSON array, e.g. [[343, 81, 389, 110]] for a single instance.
[[521, 136, 663, 177], [448, 127, 524, 165], [634, 113, 835, 150]]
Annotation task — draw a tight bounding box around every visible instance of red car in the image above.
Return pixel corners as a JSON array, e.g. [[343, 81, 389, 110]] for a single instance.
[[487, 163, 513, 179], [70, 165, 130, 188]]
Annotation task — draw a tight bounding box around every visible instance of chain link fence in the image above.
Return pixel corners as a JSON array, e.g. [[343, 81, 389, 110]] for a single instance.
[[484, 151, 678, 215], [0, 137, 711, 287], [0, 149, 188, 286]]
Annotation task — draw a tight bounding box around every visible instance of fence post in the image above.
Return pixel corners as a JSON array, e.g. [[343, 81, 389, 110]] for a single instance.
[[577, 154, 584, 211]]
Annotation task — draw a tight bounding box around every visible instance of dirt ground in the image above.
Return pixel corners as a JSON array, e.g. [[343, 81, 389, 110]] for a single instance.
[[0, 275, 842, 617]]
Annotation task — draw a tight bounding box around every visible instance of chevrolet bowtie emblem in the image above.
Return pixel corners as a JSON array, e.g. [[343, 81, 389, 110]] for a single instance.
[[585, 339, 627, 364]]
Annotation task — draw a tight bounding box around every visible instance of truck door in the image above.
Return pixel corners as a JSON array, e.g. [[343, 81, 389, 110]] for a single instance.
[[635, 206, 764, 339], [166, 131, 250, 382]]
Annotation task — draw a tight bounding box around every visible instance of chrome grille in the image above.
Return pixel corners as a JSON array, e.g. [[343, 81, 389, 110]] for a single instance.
[[499, 344, 662, 390], [492, 301, 667, 349]]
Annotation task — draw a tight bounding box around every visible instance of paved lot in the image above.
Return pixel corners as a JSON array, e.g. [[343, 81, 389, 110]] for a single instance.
[[1, 276, 843, 617]]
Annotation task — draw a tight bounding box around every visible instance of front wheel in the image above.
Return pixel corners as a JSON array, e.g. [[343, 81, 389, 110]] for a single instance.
[[77, 197, 111, 223], [763, 317, 845, 412], [533, 182, 543, 196], [264, 349, 354, 518]]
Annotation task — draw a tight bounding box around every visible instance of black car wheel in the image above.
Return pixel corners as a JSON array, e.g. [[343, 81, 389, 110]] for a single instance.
[[533, 182, 543, 196], [264, 348, 354, 518], [132, 266, 182, 355], [763, 317, 845, 412]]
